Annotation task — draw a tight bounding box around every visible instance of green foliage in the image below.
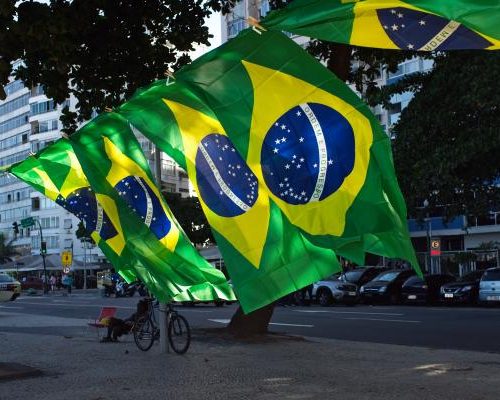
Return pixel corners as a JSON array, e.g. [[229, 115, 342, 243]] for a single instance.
[[0, 0, 226, 131], [393, 52, 500, 219], [75, 220, 95, 245], [163, 192, 214, 246], [0, 233, 17, 264]]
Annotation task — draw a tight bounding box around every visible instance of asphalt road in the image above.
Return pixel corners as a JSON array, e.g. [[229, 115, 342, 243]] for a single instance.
[[2, 291, 500, 353]]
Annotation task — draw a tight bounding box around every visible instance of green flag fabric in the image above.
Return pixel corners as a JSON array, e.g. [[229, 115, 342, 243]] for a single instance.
[[119, 81, 341, 313], [9, 140, 137, 282], [261, 0, 500, 51], [162, 29, 421, 274], [67, 112, 235, 303]]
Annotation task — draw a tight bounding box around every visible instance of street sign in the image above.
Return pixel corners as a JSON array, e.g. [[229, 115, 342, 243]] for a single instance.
[[430, 238, 441, 256], [20, 217, 35, 228], [62, 266, 71, 274], [61, 251, 72, 267]]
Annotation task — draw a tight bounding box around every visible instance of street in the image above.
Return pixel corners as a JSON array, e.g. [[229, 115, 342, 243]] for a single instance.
[[2, 291, 500, 353]]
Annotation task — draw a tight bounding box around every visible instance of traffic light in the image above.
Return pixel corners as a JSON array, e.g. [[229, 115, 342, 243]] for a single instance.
[[41, 241, 47, 255], [12, 221, 19, 236]]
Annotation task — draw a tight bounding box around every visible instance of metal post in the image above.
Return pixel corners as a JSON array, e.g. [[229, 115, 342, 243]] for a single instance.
[[155, 145, 169, 354], [83, 240, 87, 291], [36, 219, 48, 295]]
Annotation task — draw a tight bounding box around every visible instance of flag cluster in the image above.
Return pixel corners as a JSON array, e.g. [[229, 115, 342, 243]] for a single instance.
[[16, 0, 499, 310]]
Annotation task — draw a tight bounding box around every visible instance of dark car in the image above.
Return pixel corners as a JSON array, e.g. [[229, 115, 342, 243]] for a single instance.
[[401, 274, 456, 304], [360, 269, 416, 304], [20, 276, 44, 290], [341, 267, 390, 288], [440, 270, 485, 305]]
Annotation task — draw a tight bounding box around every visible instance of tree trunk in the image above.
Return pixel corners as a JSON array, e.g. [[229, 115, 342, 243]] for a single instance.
[[227, 42, 353, 335], [326, 43, 352, 82], [227, 302, 276, 336]]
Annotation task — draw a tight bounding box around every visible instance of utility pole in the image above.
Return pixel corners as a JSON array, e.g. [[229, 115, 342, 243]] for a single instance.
[[21, 217, 47, 294], [155, 145, 169, 354], [37, 219, 48, 295], [83, 239, 87, 291]]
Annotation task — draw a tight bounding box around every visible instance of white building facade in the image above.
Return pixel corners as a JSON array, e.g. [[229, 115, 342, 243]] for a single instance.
[[0, 68, 92, 267]]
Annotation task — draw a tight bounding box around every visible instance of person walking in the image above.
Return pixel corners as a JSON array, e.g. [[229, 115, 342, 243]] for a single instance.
[[62, 274, 73, 295], [49, 275, 56, 293]]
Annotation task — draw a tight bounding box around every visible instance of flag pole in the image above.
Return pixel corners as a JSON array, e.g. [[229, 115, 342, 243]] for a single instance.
[[154, 145, 169, 354]]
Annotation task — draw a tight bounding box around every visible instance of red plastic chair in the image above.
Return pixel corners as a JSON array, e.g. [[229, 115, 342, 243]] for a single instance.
[[88, 307, 117, 340]]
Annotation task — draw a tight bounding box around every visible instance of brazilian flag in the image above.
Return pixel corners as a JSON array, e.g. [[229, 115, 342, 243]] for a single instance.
[[171, 29, 421, 274], [9, 140, 136, 282], [119, 82, 341, 313], [262, 0, 500, 51], [68, 112, 235, 303]]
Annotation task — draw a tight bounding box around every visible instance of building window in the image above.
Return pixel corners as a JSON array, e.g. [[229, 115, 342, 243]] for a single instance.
[[64, 219, 72, 229], [3, 80, 25, 96], [0, 93, 29, 116], [227, 18, 246, 38], [0, 112, 29, 134], [30, 100, 56, 116], [32, 197, 40, 211]]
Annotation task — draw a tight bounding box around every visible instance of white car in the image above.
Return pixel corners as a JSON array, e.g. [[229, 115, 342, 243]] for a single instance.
[[0, 273, 21, 302], [312, 274, 358, 306]]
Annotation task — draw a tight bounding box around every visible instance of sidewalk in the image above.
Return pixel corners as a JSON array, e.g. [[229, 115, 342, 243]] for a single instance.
[[2, 326, 500, 400], [20, 288, 100, 298]]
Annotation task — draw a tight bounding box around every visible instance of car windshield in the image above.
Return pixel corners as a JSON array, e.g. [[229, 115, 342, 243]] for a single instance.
[[323, 274, 341, 281], [482, 270, 500, 281], [404, 276, 424, 285], [0, 274, 14, 283], [343, 270, 364, 282], [374, 271, 400, 282]]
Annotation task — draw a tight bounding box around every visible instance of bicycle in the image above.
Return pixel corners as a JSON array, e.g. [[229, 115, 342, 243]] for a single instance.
[[133, 298, 191, 354]]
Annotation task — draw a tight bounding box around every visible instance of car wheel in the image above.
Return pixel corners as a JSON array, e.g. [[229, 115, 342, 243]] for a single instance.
[[390, 293, 399, 305], [318, 289, 333, 307]]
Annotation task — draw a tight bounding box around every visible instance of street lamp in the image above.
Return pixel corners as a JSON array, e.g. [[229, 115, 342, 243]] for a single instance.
[[35, 219, 49, 294], [423, 199, 432, 273]]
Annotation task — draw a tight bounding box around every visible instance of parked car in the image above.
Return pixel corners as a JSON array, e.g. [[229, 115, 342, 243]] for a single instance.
[[479, 267, 500, 305], [440, 270, 485, 305], [20, 276, 44, 291], [0, 274, 21, 302], [312, 274, 358, 306], [401, 274, 456, 304], [340, 267, 390, 288], [360, 269, 416, 304]]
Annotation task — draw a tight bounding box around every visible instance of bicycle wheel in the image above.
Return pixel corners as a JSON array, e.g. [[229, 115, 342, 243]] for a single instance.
[[168, 314, 191, 354], [133, 316, 155, 351]]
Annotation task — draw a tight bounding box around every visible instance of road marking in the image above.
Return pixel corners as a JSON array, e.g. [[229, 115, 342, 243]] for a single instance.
[[208, 319, 314, 328], [0, 305, 24, 309], [343, 317, 421, 323], [208, 319, 230, 324], [293, 310, 404, 316], [172, 309, 214, 313], [14, 301, 135, 310], [270, 322, 313, 328]]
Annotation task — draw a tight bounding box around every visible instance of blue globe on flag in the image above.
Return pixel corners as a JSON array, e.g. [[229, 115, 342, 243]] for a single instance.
[[196, 134, 258, 217], [261, 103, 355, 205], [114, 176, 171, 240], [377, 7, 491, 51], [57, 187, 117, 240]]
